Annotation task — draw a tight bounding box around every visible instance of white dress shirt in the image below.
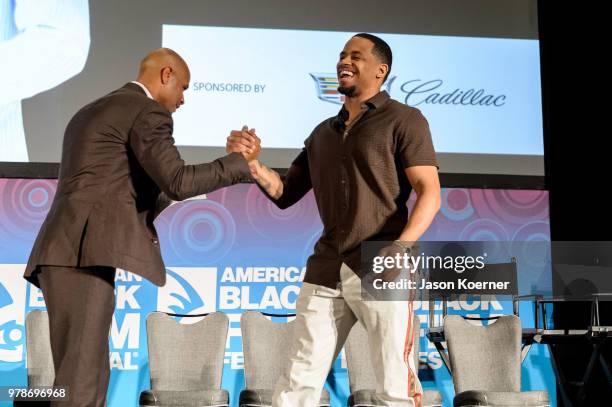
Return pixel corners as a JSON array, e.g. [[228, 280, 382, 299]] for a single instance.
[[130, 81, 154, 100]]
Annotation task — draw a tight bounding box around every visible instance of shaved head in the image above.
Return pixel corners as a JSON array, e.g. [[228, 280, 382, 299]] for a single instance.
[[136, 48, 190, 113], [138, 48, 189, 78]]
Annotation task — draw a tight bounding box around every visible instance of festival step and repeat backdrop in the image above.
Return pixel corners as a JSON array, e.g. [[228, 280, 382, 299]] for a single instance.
[[0, 179, 556, 406]]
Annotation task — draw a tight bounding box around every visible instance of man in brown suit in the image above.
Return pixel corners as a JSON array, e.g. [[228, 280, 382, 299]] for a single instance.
[[23, 48, 259, 406]]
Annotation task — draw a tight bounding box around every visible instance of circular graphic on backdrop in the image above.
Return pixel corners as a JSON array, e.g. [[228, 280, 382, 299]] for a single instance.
[[168, 200, 236, 264], [205, 187, 229, 206], [459, 218, 509, 242], [440, 188, 474, 221], [0, 179, 56, 240], [458, 218, 510, 261], [245, 184, 320, 241], [511, 220, 550, 242], [470, 189, 548, 225], [510, 221, 551, 270]]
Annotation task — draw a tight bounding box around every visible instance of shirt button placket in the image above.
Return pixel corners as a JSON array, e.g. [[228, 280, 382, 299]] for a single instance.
[[339, 134, 349, 236]]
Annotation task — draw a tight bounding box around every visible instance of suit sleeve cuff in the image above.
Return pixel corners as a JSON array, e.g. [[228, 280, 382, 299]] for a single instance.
[[218, 152, 253, 183]]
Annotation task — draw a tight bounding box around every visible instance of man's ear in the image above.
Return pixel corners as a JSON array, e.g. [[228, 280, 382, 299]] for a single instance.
[[160, 66, 173, 85], [376, 64, 389, 80]]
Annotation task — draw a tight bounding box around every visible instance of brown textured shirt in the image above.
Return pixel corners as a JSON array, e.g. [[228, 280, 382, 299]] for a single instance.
[[268, 91, 438, 288]]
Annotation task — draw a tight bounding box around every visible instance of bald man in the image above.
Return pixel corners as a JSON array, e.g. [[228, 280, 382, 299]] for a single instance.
[[23, 48, 260, 406]]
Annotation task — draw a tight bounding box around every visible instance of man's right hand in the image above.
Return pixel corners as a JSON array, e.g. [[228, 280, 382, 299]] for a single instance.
[[227, 127, 283, 198], [227, 127, 261, 163]]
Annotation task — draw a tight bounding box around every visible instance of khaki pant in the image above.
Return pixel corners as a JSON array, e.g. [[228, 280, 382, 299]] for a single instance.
[[273, 263, 421, 407]]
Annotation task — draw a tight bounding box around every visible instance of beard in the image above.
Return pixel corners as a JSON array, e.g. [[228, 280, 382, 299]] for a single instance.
[[337, 85, 357, 97]]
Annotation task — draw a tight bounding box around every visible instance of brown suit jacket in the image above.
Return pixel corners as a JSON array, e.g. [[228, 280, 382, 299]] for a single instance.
[[24, 83, 251, 287]]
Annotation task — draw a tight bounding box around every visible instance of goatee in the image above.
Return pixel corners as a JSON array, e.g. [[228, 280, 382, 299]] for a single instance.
[[338, 85, 356, 97]]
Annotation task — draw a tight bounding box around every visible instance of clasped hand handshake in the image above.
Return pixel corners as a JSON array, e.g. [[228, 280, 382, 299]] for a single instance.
[[226, 126, 261, 164]]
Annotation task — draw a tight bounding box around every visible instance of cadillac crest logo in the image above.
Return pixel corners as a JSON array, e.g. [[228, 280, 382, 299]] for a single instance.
[[310, 73, 396, 105]]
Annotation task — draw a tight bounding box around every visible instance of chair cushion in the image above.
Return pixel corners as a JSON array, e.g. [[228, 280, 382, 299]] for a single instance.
[[238, 388, 330, 406], [348, 389, 442, 407], [139, 389, 229, 406], [454, 390, 549, 406]]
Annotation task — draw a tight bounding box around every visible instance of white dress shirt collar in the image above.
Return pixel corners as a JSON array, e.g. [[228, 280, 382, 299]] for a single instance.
[[131, 81, 153, 99]]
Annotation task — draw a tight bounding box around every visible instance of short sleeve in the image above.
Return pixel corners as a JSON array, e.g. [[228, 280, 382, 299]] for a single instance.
[[397, 109, 439, 169]]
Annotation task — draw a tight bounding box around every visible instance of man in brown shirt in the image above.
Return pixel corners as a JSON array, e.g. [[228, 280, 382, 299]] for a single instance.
[[229, 34, 440, 406]]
